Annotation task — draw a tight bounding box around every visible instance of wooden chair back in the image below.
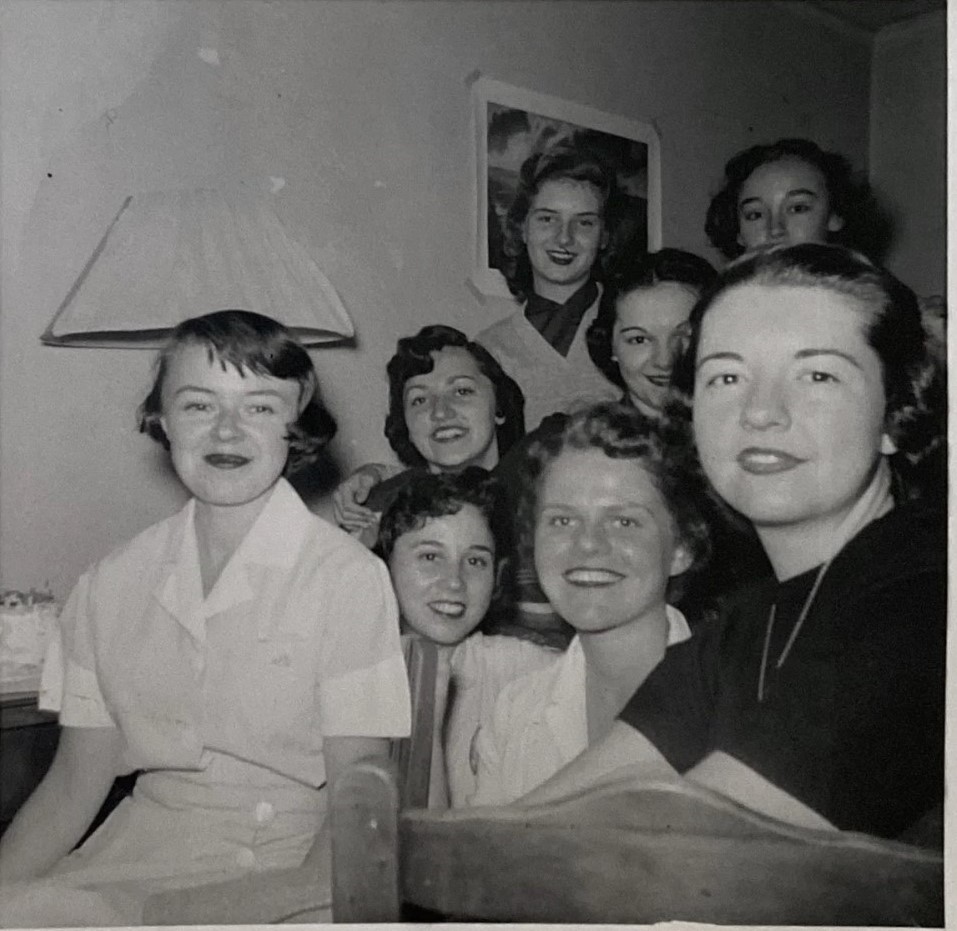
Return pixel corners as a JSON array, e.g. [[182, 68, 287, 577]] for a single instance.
[[389, 636, 437, 810], [330, 761, 943, 925]]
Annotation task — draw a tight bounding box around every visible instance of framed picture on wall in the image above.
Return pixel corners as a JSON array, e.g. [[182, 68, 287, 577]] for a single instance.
[[469, 75, 662, 300]]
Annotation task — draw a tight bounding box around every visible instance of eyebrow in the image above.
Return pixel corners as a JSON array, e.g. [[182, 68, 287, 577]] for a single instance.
[[696, 349, 863, 371], [696, 351, 742, 371], [795, 348, 863, 370], [739, 189, 819, 208], [172, 386, 289, 398], [405, 374, 477, 393], [529, 208, 601, 217], [411, 540, 494, 554], [539, 502, 654, 515]]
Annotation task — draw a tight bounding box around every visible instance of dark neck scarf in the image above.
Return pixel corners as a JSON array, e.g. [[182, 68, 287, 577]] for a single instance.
[[524, 279, 598, 358]]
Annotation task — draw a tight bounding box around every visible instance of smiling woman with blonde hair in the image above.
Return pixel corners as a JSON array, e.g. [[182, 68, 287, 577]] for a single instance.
[[0, 310, 410, 925]]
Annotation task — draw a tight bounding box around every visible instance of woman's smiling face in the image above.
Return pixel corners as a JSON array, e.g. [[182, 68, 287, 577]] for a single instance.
[[388, 504, 496, 645], [533, 447, 690, 634], [736, 157, 843, 252], [692, 282, 895, 536], [403, 347, 500, 473], [612, 282, 697, 416], [160, 342, 302, 510], [523, 178, 606, 302]]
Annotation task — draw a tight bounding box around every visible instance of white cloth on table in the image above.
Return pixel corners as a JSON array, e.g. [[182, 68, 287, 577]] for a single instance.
[[8, 478, 410, 926], [475, 294, 618, 430], [469, 607, 691, 807]]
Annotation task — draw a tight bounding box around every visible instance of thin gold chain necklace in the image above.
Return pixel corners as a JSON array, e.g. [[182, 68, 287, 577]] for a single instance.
[[757, 558, 833, 703]]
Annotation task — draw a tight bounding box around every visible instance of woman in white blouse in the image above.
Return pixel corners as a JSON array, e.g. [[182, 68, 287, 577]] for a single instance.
[[0, 311, 410, 926]]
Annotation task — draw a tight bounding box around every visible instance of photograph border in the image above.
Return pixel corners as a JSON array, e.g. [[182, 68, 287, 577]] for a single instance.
[[469, 74, 662, 300]]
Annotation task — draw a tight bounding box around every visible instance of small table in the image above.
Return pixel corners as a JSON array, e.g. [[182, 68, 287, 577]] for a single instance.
[[0, 690, 59, 834]]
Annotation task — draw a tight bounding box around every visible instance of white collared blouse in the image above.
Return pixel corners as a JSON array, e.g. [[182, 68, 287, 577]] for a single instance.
[[40, 478, 411, 788], [469, 606, 691, 806]]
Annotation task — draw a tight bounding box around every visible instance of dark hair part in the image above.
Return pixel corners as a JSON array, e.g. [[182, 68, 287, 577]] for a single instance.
[[587, 249, 717, 390], [705, 138, 865, 260], [376, 467, 514, 633], [673, 243, 945, 498], [500, 143, 624, 302], [384, 325, 525, 467], [138, 310, 336, 473], [515, 402, 712, 604]]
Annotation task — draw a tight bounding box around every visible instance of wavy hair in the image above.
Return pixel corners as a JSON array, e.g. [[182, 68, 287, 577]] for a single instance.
[[705, 138, 867, 260], [500, 143, 624, 302], [384, 325, 525, 467], [376, 467, 513, 634], [138, 310, 336, 473], [673, 243, 946, 498], [514, 402, 712, 605], [586, 248, 717, 391]]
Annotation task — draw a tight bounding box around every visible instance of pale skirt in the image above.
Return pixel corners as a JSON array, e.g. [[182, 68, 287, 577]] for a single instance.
[[0, 750, 327, 927]]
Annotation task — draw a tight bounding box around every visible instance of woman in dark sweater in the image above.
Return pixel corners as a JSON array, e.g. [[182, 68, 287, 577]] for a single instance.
[[519, 243, 946, 842]]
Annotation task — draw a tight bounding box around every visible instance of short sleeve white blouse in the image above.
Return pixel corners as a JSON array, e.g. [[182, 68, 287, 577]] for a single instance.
[[39, 478, 411, 788]]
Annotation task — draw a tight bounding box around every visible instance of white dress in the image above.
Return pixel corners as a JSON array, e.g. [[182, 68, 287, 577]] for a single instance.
[[1, 479, 410, 926]]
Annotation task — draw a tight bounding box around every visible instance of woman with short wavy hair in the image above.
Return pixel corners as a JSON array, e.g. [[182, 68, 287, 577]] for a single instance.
[[475, 142, 624, 428], [470, 402, 711, 805], [0, 311, 410, 925]]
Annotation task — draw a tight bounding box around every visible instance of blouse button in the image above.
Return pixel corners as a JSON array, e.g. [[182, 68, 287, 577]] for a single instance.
[[235, 847, 257, 869], [254, 801, 275, 824]]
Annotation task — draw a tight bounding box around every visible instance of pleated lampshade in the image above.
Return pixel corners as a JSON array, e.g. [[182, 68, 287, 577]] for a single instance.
[[41, 188, 355, 348]]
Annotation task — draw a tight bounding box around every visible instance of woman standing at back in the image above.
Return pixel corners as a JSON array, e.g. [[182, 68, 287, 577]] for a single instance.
[[476, 143, 623, 428]]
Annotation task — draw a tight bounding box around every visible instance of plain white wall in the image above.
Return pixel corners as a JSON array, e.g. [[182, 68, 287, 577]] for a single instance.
[[1, 0, 872, 598], [869, 10, 947, 296]]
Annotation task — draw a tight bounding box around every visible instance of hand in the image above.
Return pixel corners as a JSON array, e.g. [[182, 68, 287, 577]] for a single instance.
[[332, 465, 384, 533]]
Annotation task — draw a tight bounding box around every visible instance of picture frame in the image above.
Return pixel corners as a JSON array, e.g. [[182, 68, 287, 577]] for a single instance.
[[469, 75, 662, 300]]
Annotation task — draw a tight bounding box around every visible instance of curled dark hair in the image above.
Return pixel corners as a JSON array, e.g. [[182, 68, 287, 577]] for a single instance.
[[138, 310, 336, 474], [587, 248, 717, 390], [500, 143, 624, 302], [376, 467, 513, 632], [705, 138, 866, 260], [673, 243, 946, 498], [384, 325, 525, 467], [514, 402, 712, 604]]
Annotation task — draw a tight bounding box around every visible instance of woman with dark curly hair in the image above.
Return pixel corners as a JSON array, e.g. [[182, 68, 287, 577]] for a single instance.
[[332, 324, 525, 546], [376, 468, 559, 808], [469, 402, 711, 805], [519, 245, 946, 844], [705, 138, 947, 371], [0, 311, 410, 925], [704, 138, 861, 261], [476, 143, 623, 427], [586, 248, 717, 417]]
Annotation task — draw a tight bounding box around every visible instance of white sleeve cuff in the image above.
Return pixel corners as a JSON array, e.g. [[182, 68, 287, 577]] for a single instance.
[[317, 653, 410, 737], [55, 657, 116, 729]]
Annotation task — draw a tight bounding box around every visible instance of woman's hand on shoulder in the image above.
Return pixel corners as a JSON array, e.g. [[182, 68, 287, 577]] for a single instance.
[[332, 464, 389, 534]]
